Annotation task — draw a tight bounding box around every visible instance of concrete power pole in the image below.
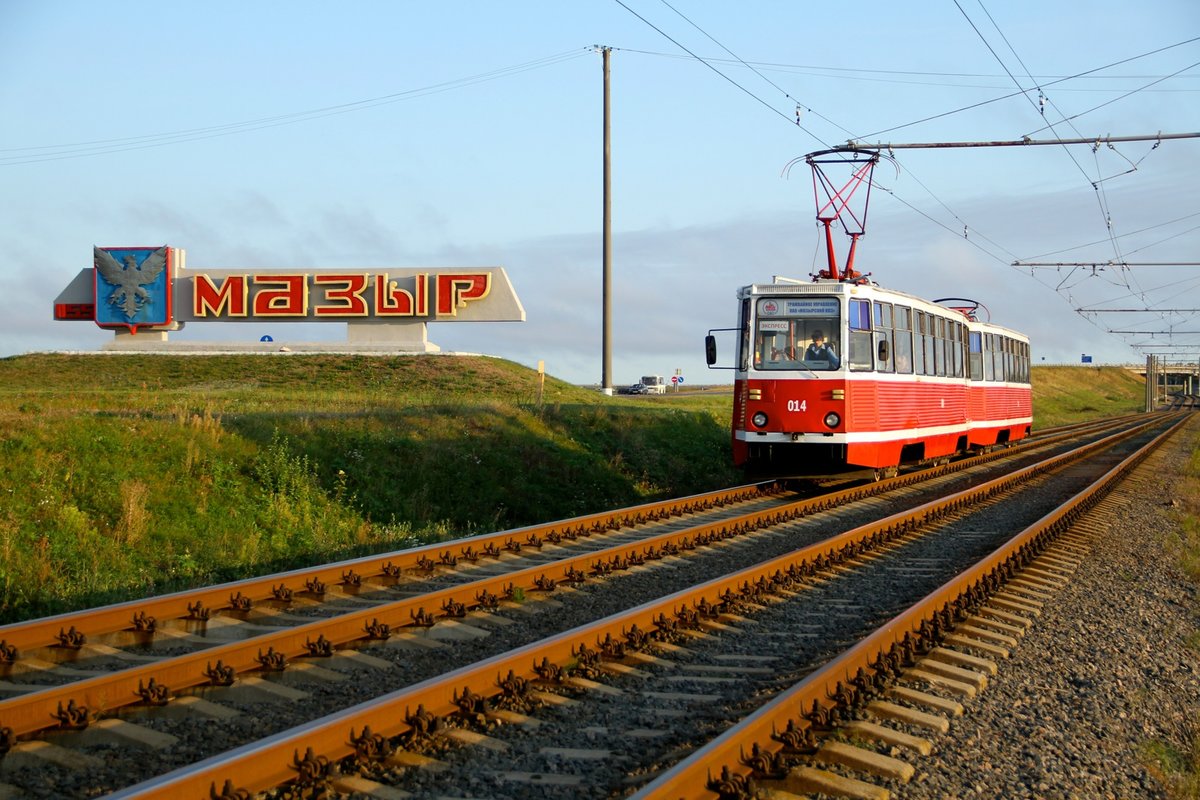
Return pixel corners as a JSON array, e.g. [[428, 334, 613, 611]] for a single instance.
[[600, 46, 613, 395], [1145, 355, 1155, 412]]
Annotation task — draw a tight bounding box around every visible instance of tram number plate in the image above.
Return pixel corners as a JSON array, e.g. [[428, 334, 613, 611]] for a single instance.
[[786, 400, 807, 412]]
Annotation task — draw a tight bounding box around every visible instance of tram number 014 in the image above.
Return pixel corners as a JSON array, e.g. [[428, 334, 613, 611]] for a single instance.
[[786, 400, 807, 413]]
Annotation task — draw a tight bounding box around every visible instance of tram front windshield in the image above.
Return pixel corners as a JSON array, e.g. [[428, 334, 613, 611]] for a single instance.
[[753, 297, 841, 371]]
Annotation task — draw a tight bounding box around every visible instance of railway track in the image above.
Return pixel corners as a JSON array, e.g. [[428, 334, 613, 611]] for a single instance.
[[0, 414, 1132, 668], [0, 413, 1185, 799], [0, 417, 1136, 731]]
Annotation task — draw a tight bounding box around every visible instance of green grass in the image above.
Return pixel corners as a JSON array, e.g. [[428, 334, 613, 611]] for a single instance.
[[0, 357, 1166, 625], [1142, 739, 1200, 800], [1029, 365, 1145, 428], [0, 354, 739, 623]]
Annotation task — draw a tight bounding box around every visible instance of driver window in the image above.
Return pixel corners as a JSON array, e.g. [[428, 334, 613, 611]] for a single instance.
[[753, 297, 841, 371]]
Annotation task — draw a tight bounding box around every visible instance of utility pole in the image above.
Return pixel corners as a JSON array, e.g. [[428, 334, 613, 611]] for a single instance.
[[600, 45, 613, 395], [1145, 355, 1154, 412]]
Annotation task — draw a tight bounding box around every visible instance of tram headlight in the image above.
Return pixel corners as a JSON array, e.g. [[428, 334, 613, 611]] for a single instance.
[[751, 411, 769, 428], [823, 412, 841, 429]]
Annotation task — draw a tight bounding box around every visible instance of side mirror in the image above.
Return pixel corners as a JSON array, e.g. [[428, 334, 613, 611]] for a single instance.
[[705, 335, 718, 366]]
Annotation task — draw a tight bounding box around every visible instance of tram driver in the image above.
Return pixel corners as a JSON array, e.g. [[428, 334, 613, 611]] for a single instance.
[[804, 330, 841, 369]]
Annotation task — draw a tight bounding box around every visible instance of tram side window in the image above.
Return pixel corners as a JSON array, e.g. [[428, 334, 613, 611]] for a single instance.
[[873, 301, 894, 373], [935, 316, 947, 377], [928, 315, 938, 376], [951, 321, 961, 377], [848, 299, 873, 371], [922, 314, 936, 376], [983, 333, 995, 380], [913, 312, 926, 375], [946, 320, 959, 377], [969, 331, 984, 380], [955, 321, 964, 379], [893, 306, 913, 374]]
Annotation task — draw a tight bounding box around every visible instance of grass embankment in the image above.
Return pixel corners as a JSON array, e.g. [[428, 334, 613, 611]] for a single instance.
[[0, 354, 738, 623], [0, 359, 1180, 625], [1029, 364, 1146, 427]]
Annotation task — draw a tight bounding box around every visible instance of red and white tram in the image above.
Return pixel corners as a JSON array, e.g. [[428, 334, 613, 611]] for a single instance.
[[706, 148, 1032, 478], [711, 280, 1032, 477]]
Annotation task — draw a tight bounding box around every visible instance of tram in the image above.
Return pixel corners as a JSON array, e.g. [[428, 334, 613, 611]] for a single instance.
[[706, 149, 1032, 478]]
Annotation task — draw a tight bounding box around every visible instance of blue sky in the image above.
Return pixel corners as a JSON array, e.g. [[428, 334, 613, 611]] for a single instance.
[[2, 1, 1198, 384]]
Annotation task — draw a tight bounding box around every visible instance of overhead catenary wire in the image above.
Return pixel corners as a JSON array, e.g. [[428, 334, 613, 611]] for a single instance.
[[650, 0, 857, 140], [614, 3, 1199, 352], [1022, 61, 1200, 139], [612, 0, 1029, 270], [615, 1, 1199, 355], [1016, 262, 1200, 267], [1023, 212, 1200, 261], [845, 132, 1200, 150], [858, 35, 1200, 140], [612, 47, 1200, 92], [947, 2, 1200, 334], [609, 0, 831, 147]]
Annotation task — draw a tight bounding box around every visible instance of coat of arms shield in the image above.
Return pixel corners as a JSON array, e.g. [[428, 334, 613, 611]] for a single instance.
[[93, 246, 174, 332]]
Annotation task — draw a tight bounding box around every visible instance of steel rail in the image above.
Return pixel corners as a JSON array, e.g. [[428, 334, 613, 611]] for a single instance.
[[0, 415, 1134, 658], [0, 481, 788, 654], [632, 414, 1191, 800], [0, 416, 1155, 741], [95, 416, 1172, 800]]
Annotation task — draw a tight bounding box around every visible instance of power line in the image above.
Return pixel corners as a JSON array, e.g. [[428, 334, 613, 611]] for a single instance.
[[857, 36, 1200, 140], [1023, 61, 1200, 139], [653, 0, 855, 139], [613, 0, 1195, 333], [0, 49, 590, 166], [609, 0, 830, 146], [612, 47, 1200, 87], [612, 1, 1026, 269], [1021, 212, 1200, 261], [610, 4, 1196, 291], [956, 0, 1155, 282]]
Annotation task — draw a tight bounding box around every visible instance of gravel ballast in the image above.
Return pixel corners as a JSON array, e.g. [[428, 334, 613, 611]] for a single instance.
[[1, 421, 1193, 799], [899, 420, 1199, 800]]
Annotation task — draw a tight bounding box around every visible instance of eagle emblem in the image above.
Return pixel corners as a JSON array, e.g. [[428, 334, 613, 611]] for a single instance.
[[93, 246, 173, 331]]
